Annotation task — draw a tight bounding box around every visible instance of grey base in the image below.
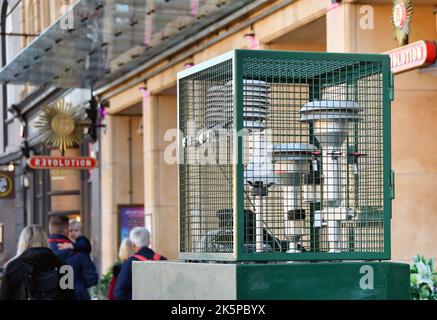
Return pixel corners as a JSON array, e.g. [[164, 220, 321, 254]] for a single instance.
[[132, 260, 410, 300], [133, 261, 237, 300]]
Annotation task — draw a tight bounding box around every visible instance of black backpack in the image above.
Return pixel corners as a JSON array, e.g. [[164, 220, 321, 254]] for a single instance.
[[25, 267, 60, 300]]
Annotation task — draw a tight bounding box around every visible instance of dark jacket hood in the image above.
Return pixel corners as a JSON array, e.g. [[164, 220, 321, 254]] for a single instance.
[[5, 247, 61, 283]]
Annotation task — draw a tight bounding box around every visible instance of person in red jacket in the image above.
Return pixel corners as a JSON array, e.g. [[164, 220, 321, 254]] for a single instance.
[[107, 237, 134, 300]]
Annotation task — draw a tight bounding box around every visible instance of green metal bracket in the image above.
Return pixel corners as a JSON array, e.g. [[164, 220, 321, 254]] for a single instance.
[[390, 170, 395, 200], [389, 72, 395, 101], [347, 144, 356, 165]]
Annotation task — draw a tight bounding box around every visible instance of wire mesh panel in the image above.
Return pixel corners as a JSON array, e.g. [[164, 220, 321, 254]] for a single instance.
[[179, 55, 236, 260], [178, 50, 392, 261]]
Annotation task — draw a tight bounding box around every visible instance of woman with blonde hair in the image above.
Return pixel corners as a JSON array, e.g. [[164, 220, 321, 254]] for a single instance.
[[107, 237, 134, 300], [0, 225, 73, 300], [118, 237, 134, 261], [15, 225, 49, 256]]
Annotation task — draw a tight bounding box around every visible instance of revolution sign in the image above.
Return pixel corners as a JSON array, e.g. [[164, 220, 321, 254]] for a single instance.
[[385, 40, 437, 74], [28, 156, 98, 170]]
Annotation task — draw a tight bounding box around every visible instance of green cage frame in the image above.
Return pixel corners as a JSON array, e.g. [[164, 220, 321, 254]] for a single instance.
[[178, 49, 393, 261]]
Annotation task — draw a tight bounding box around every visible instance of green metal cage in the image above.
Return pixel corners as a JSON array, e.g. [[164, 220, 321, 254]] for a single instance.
[[177, 49, 394, 261]]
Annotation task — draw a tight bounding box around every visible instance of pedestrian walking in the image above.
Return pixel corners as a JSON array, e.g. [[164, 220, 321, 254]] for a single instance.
[[48, 215, 98, 300], [0, 225, 74, 300], [114, 227, 166, 300]]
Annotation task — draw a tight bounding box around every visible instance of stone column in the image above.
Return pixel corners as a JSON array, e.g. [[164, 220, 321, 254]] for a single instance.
[[326, 1, 356, 53], [143, 93, 178, 259]]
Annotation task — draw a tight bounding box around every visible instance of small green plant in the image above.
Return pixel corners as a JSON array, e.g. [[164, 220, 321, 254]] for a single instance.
[[90, 268, 113, 300], [410, 255, 437, 300]]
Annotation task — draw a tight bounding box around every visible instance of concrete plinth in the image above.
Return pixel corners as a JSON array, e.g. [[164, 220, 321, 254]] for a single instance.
[[133, 260, 410, 300]]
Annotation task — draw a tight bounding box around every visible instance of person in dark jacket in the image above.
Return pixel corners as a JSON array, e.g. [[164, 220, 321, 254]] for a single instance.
[[48, 216, 98, 300], [114, 227, 166, 300], [0, 225, 74, 300]]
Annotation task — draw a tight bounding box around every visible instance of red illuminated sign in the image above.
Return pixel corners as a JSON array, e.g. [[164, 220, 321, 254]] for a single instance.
[[385, 40, 437, 74], [28, 156, 98, 170]]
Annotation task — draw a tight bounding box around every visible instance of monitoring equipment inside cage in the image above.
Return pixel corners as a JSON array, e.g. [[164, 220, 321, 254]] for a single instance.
[[178, 50, 392, 261], [300, 100, 361, 253], [271, 143, 317, 253]]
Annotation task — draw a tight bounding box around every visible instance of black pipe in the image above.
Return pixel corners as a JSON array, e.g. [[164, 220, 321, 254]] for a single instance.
[[1, 1, 9, 152], [128, 116, 133, 204]]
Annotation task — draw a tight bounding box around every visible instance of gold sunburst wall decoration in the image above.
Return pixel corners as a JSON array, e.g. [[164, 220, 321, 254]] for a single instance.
[[35, 99, 86, 155], [392, 0, 413, 46]]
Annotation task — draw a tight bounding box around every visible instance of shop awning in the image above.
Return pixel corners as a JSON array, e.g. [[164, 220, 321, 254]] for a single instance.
[[0, 0, 248, 89]]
